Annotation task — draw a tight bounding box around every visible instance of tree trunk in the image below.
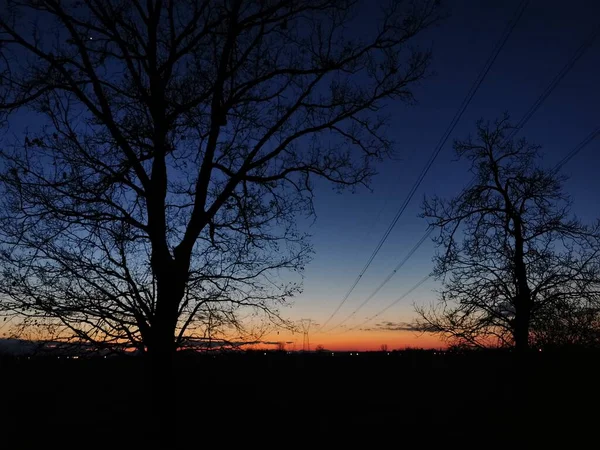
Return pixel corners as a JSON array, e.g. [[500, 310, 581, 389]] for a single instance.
[[143, 291, 181, 445], [144, 325, 177, 445], [144, 234, 188, 442], [514, 299, 531, 353], [513, 218, 531, 353]]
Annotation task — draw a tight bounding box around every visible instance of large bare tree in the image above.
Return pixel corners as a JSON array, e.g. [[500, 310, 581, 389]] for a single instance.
[[0, 0, 440, 371], [417, 117, 600, 352]]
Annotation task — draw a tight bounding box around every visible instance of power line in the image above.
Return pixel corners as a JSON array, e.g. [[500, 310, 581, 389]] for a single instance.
[[464, 22, 599, 186], [505, 23, 600, 142], [336, 24, 600, 332], [554, 125, 600, 171], [344, 123, 600, 333], [342, 275, 431, 334], [325, 19, 599, 335], [316, 0, 531, 332], [322, 226, 433, 333]]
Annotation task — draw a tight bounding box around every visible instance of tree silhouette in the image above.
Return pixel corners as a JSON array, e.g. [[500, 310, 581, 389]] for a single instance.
[[530, 296, 600, 349], [0, 0, 440, 371], [416, 117, 600, 352]]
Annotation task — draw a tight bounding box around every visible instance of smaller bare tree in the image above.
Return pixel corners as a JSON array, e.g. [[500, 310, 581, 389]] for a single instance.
[[416, 116, 600, 352]]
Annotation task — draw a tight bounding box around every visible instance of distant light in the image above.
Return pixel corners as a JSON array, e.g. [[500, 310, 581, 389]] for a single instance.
[[72, 356, 79, 360], [263, 352, 266, 356], [387, 353, 390, 356], [104, 356, 107, 359], [89, 37, 93, 40], [331, 352, 334, 356], [539, 348, 542, 352]]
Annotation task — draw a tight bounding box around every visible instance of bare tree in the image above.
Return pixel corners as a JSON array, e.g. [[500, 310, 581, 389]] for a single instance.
[[530, 297, 600, 349], [0, 0, 440, 372], [416, 117, 600, 352]]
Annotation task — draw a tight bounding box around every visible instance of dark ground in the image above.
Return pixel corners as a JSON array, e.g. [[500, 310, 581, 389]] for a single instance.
[[1, 349, 599, 448]]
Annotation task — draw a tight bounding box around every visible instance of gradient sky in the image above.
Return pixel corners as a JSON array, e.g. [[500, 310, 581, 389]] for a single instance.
[[272, 0, 600, 351], [3, 1, 600, 352]]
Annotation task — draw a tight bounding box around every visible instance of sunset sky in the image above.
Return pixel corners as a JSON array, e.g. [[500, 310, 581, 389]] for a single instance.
[[3, 0, 600, 353], [266, 0, 600, 351]]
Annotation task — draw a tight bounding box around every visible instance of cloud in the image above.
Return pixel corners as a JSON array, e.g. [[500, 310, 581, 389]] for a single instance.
[[184, 338, 294, 348], [361, 321, 419, 332]]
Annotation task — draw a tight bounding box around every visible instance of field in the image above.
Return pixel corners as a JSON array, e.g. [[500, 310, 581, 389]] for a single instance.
[[2, 350, 598, 447]]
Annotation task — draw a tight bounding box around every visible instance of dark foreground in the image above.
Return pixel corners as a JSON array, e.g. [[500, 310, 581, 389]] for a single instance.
[[1, 349, 599, 447]]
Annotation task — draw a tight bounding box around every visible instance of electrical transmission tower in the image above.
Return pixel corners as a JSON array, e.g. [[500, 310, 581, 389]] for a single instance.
[[300, 319, 312, 352]]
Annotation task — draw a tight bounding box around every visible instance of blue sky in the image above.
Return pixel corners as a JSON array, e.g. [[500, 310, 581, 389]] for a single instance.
[[288, 0, 600, 342]]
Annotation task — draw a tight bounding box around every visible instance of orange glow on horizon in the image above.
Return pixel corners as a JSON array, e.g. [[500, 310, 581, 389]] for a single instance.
[[258, 329, 445, 352]]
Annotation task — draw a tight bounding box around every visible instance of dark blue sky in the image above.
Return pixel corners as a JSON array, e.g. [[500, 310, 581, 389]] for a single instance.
[[292, 0, 600, 342]]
